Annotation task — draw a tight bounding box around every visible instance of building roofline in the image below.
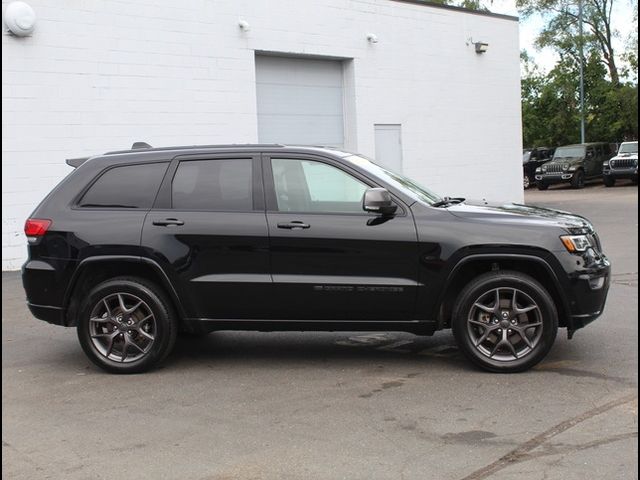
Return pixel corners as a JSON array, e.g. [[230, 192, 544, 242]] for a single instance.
[[390, 0, 519, 22]]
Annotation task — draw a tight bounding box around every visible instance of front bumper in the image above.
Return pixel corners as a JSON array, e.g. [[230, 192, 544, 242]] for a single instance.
[[535, 171, 576, 185], [554, 249, 611, 336], [603, 166, 638, 180]]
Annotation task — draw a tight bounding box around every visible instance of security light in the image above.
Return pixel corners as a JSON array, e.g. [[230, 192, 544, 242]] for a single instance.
[[474, 42, 489, 53], [366, 33, 378, 43], [238, 19, 250, 31]]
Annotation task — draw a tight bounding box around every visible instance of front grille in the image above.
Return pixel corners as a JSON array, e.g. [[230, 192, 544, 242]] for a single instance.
[[610, 158, 636, 169], [545, 163, 564, 173]]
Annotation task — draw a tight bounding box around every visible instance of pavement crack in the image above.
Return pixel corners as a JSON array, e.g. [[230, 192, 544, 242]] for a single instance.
[[458, 393, 638, 480]]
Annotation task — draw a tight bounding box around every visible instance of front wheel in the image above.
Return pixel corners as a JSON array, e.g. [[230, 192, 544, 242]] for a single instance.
[[537, 182, 549, 191], [571, 170, 585, 189], [77, 277, 178, 374], [603, 176, 615, 187], [452, 271, 558, 373], [523, 174, 531, 189]]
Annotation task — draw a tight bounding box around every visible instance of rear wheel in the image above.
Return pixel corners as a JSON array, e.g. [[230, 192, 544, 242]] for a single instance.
[[571, 170, 585, 189], [77, 277, 178, 374], [452, 271, 558, 373], [603, 176, 615, 187]]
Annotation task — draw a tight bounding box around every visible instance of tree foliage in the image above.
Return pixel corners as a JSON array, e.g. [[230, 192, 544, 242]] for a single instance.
[[521, 50, 638, 146], [519, 0, 638, 147]]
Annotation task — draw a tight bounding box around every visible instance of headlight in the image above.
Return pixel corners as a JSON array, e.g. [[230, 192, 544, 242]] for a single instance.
[[541, 165, 548, 172], [562, 163, 570, 171], [560, 235, 592, 253], [603, 160, 610, 167], [535, 167, 542, 173]]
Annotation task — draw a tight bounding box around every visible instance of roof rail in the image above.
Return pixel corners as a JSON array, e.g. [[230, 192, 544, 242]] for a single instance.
[[132, 142, 152, 149], [66, 157, 90, 168]]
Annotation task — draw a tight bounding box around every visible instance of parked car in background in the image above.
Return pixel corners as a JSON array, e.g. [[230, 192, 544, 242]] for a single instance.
[[535, 142, 615, 190], [523, 147, 554, 189], [21, 144, 611, 374], [603, 141, 638, 187]]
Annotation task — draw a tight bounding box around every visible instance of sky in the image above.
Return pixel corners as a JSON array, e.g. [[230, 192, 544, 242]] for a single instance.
[[488, 0, 636, 73]]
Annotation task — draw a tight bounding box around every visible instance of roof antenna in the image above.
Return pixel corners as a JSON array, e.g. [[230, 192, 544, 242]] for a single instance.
[[132, 142, 152, 149]]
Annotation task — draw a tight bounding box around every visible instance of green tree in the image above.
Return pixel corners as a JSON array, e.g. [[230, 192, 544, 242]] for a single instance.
[[517, 0, 622, 86]]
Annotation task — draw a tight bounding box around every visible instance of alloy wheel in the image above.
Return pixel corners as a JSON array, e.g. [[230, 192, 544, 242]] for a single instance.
[[88, 293, 156, 363], [467, 287, 543, 361]]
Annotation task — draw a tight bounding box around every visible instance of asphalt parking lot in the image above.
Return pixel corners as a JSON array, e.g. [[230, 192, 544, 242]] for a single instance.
[[2, 183, 637, 480]]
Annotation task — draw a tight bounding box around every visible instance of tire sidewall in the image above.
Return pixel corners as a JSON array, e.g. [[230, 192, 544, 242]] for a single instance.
[[452, 272, 558, 373], [77, 279, 175, 374]]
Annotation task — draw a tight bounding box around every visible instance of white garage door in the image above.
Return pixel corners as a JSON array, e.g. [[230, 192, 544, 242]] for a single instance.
[[255, 55, 344, 147]]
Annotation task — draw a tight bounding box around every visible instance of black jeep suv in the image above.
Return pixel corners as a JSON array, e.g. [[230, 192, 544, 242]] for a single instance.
[[22, 144, 610, 374]]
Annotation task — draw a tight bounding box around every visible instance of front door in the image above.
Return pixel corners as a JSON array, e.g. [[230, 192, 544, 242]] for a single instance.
[[263, 154, 419, 320], [141, 154, 271, 319]]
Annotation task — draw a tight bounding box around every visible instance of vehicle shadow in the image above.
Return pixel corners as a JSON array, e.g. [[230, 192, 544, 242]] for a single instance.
[[167, 330, 468, 370]]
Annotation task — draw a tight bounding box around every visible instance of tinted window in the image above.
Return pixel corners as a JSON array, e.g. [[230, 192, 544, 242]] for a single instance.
[[172, 159, 253, 211], [80, 162, 168, 208], [271, 158, 368, 213]]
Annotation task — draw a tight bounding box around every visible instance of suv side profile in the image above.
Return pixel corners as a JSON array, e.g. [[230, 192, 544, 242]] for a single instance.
[[22, 144, 611, 374], [603, 141, 638, 187], [535, 142, 614, 190]]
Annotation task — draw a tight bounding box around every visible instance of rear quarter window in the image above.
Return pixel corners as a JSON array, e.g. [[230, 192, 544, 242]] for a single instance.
[[79, 162, 168, 208]]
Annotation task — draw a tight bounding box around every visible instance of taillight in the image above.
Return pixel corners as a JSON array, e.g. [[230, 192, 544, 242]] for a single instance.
[[24, 218, 52, 237]]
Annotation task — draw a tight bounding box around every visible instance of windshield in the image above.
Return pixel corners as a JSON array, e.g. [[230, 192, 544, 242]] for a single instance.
[[345, 155, 442, 205], [618, 142, 638, 154], [553, 146, 585, 159], [523, 151, 532, 163]]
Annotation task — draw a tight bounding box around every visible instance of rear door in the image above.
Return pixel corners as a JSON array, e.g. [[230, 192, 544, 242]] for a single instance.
[[141, 153, 271, 319], [263, 153, 419, 321]]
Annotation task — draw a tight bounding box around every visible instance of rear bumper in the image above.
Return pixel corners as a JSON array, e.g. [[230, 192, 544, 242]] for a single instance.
[[27, 303, 67, 326]]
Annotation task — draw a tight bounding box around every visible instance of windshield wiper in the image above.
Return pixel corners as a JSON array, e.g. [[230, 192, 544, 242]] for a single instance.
[[432, 197, 465, 208]]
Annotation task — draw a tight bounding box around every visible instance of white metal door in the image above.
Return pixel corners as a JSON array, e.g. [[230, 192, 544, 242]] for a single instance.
[[255, 55, 344, 147], [374, 124, 403, 172]]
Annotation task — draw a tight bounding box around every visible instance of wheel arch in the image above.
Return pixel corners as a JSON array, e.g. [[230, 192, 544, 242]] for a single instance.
[[436, 253, 571, 330], [63, 256, 187, 326]]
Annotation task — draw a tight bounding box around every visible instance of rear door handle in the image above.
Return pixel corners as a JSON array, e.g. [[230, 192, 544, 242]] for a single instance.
[[152, 218, 184, 227], [277, 221, 310, 230]]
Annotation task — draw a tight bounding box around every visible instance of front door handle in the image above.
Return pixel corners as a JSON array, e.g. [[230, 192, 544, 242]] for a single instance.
[[277, 221, 310, 230], [152, 218, 184, 227]]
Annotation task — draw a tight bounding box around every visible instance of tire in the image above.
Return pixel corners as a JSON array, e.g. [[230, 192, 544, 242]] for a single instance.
[[523, 174, 531, 189], [632, 176, 638, 185], [452, 270, 558, 373], [77, 277, 178, 374], [603, 176, 615, 187], [571, 170, 585, 189], [537, 182, 549, 191]]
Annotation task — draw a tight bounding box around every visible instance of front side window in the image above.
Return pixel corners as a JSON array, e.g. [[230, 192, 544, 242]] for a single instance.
[[172, 159, 253, 211], [271, 158, 368, 213], [79, 162, 168, 208]]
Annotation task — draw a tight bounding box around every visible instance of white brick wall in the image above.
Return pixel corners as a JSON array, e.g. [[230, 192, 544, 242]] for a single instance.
[[2, 0, 522, 270]]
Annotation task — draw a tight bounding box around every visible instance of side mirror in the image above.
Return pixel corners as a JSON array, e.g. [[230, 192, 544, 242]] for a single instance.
[[363, 188, 397, 216]]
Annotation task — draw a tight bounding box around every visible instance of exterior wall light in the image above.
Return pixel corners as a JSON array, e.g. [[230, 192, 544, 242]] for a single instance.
[[366, 33, 378, 44], [474, 42, 489, 53], [238, 19, 250, 32], [4, 1, 36, 37]]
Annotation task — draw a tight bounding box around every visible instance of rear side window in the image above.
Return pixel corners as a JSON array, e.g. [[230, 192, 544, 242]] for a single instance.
[[172, 159, 253, 211], [79, 162, 168, 208]]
